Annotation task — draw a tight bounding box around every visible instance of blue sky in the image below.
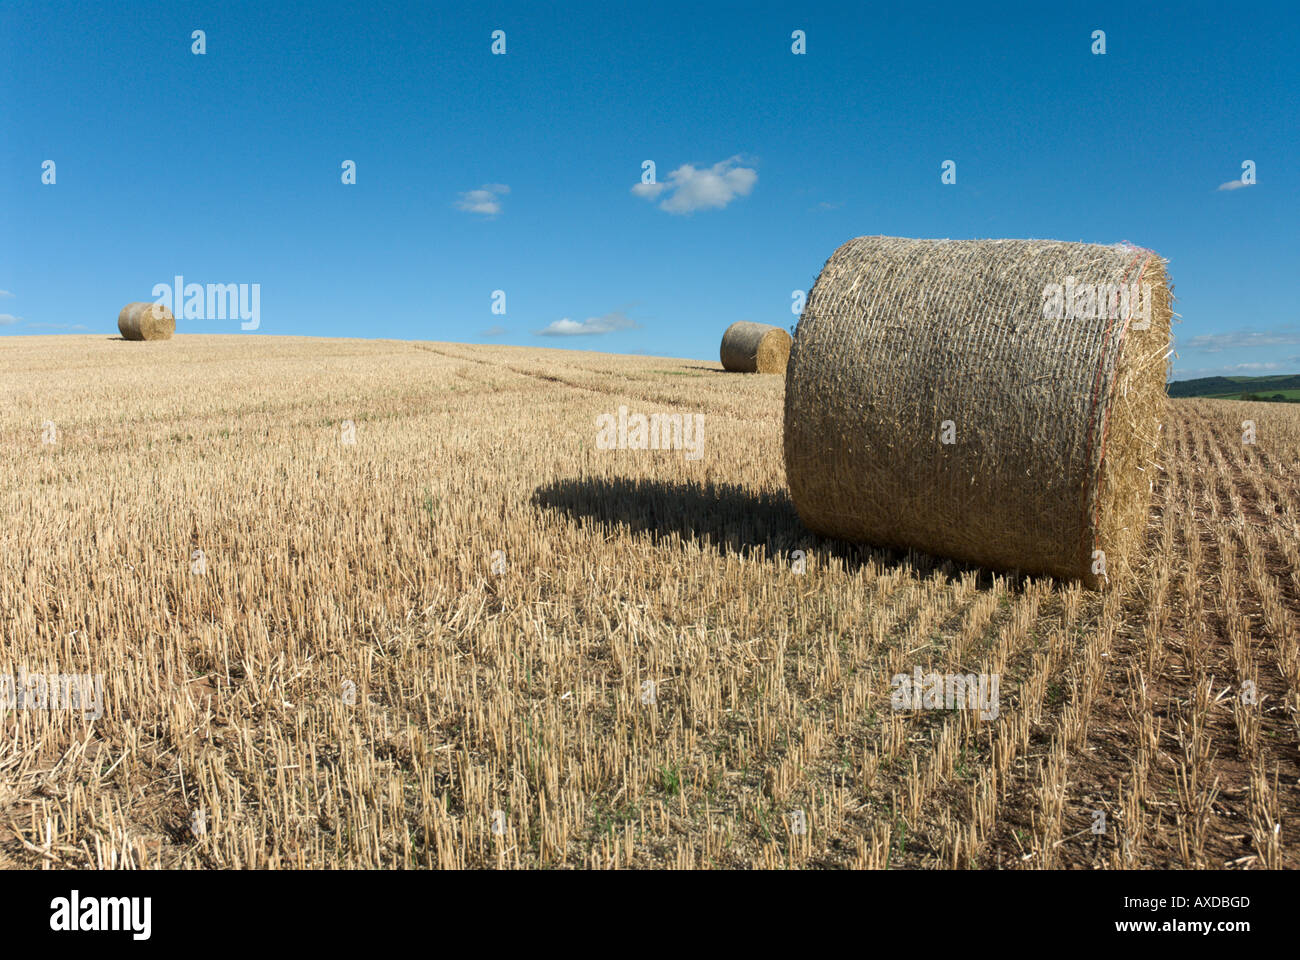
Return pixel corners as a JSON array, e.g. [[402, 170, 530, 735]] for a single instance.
[[1, 0, 1296, 378]]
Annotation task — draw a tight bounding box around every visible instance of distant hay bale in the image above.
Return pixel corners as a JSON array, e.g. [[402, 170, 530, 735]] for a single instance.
[[720, 321, 791, 373], [117, 302, 175, 341], [783, 236, 1173, 588]]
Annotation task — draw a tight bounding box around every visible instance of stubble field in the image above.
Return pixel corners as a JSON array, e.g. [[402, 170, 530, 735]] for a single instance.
[[1, 335, 1297, 869]]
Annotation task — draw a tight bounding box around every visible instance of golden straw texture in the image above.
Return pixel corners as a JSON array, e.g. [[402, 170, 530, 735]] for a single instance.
[[720, 321, 792, 373], [117, 302, 176, 341], [783, 236, 1173, 587]]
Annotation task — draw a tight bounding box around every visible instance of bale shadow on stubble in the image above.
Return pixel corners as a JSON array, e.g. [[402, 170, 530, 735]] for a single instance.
[[532, 475, 994, 586]]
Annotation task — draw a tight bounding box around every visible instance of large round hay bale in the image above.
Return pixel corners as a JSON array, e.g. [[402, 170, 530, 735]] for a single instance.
[[117, 302, 175, 341], [783, 236, 1173, 588], [720, 321, 792, 373]]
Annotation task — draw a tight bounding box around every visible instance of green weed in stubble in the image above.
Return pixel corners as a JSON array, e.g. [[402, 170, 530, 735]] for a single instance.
[[659, 763, 681, 796]]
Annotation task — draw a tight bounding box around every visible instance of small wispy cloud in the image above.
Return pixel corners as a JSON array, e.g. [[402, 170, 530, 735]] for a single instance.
[[0, 313, 21, 325], [24, 321, 88, 331], [1183, 327, 1300, 353], [1173, 357, 1300, 379], [814, 200, 843, 211], [481, 325, 507, 337], [632, 156, 757, 214], [455, 183, 510, 217], [0, 289, 14, 298], [1217, 179, 1255, 192], [536, 310, 638, 337]]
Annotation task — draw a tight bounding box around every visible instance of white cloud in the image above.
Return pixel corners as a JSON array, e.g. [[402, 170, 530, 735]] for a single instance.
[[536, 311, 638, 337], [631, 181, 668, 200], [481, 325, 506, 337], [1217, 179, 1254, 191], [455, 183, 509, 217], [1172, 358, 1300, 378], [0, 289, 14, 298], [632, 156, 757, 214], [1183, 328, 1300, 353], [0, 314, 22, 325]]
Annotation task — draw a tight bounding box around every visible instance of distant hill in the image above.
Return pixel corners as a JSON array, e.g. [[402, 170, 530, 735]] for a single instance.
[[1167, 374, 1300, 399]]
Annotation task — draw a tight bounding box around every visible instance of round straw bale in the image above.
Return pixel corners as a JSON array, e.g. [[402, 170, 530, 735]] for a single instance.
[[720, 321, 792, 373], [117, 302, 175, 341], [783, 236, 1173, 588]]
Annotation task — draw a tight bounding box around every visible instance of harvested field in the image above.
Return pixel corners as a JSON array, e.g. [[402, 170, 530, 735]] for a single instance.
[[1, 335, 1297, 869]]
